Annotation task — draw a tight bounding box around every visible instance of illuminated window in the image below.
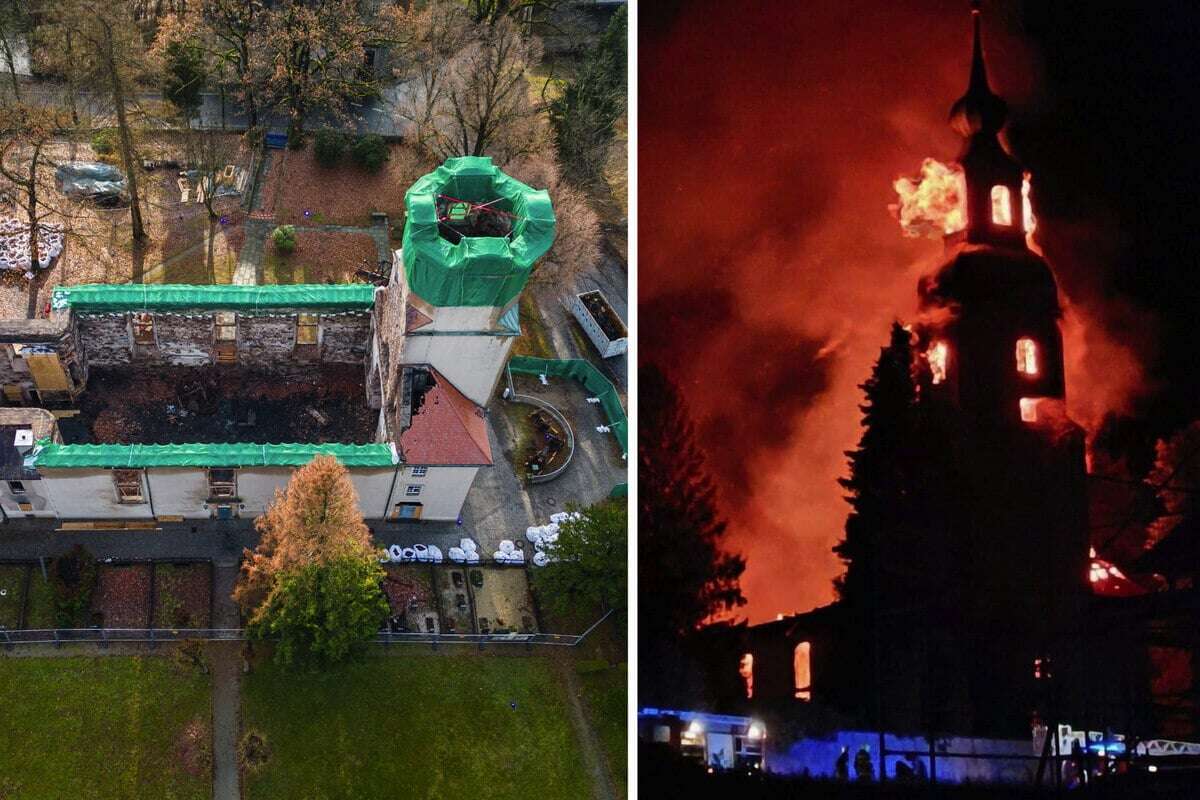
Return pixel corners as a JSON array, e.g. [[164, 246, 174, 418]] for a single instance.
[[296, 314, 319, 346], [926, 341, 949, 384], [131, 313, 155, 346], [1019, 398, 1038, 423], [1015, 338, 1038, 375], [991, 185, 1012, 226], [739, 653, 754, 699], [794, 641, 812, 701]]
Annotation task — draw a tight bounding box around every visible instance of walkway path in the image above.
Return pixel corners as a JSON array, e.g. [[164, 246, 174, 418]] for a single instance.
[[554, 654, 618, 800], [234, 219, 271, 285], [210, 560, 242, 800]]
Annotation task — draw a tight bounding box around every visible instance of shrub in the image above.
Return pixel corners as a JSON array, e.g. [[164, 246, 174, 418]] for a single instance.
[[287, 127, 305, 150], [313, 129, 348, 167], [272, 225, 297, 254], [50, 544, 98, 628], [350, 134, 389, 173], [91, 129, 118, 155]]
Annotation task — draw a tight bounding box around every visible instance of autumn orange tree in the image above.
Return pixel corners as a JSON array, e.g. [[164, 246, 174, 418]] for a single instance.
[[234, 455, 388, 666]]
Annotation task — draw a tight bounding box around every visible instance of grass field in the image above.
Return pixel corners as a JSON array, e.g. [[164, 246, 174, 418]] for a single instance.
[[579, 661, 627, 798], [241, 654, 592, 800], [0, 656, 212, 799]]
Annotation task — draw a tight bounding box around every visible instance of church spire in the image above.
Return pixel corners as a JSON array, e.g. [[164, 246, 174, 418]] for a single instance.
[[949, 1, 1007, 138], [946, 0, 1025, 248]]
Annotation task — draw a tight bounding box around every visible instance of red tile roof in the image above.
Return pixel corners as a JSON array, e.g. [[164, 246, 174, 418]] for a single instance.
[[399, 369, 492, 466]]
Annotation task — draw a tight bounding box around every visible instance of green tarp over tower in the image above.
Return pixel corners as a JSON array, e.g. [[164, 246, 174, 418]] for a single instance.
[[402, 156, 555, 307]]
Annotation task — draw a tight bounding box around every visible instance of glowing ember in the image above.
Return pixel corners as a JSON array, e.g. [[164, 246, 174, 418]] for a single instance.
[[1016, 337, 1039, 375], [891, 158, 966, 238], [926, 341, 949, 384]]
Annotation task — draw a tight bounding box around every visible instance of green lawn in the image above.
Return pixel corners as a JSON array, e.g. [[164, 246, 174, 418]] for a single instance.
[[578, 661, 627, 798], [0, 563, 26, 628], [23, 569, 58, 629], [242, 654, 592, 800], [0, 656, 212, 799]]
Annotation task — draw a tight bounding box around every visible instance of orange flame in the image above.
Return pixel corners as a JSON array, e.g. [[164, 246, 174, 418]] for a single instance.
[[926, 340, 949, 384], [891, 158, 966, 238]]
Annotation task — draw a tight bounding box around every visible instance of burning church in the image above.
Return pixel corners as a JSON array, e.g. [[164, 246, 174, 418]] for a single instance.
[[689, 1, 1196, 775]]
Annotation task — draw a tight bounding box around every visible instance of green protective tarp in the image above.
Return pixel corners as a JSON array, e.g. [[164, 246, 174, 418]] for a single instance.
[[609, 483, 627, 499], [403, 156, 555, 308], [32, 440, 397, 469], [508, 356, 627, 456], [51, 284, 377, 313]]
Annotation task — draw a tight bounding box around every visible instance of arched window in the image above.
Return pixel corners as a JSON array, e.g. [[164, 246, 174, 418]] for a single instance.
[[1016, 338, 1038, 375], [794, 641, 812, 701], [991, 185, 1012, 226], [739, 653, 754, 699]]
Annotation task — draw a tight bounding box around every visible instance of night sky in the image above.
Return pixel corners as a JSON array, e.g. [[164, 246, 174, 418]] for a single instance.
[[640, 0, 1200, 621]]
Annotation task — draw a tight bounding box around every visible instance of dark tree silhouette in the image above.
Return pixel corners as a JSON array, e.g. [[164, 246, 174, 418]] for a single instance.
[[834, 322, 920, 611], [639, 363, 745, 705]]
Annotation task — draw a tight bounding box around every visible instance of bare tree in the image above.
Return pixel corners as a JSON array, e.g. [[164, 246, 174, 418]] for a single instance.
[[181, 127, 240, 280], [0, 0, 28, 102], [198, 0, 265, 129], [0, 103, 87, 317], [410, 14, 545, 163], [506, 151, 599, 287], [42, 0, 153, 242], [252, 0, 379, 142]]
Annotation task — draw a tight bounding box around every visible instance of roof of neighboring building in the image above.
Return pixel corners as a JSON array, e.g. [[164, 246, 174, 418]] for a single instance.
[[400, 369, 492, 466], [51, 284, 378, 313]]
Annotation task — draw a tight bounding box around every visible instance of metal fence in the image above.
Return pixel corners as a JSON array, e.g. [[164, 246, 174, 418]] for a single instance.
[[1, 609, 615, 649]]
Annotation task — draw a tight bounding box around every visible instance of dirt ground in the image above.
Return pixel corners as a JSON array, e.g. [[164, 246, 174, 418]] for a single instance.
[[382, 564, 439, 633], [262, 229, 381, 284], [259, 143, 429, 227], [69, 365, 375, 445], [0, 133, 253, 320], [469, 566, 539, 634]]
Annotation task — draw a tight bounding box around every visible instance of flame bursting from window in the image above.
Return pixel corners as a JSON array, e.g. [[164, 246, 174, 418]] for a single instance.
[[739, 653, 755, 699], [926, 341, 949, 384], [891, 158, 967, 238], [892, 161, 1039, 239]]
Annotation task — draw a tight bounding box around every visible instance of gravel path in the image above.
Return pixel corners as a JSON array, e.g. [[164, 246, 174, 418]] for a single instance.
[[210, 561, 242, 800], [554, 653, 619, 800]]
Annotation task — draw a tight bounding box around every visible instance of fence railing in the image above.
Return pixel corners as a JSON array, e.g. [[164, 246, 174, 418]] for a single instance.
[[1, 609, 615, 649]]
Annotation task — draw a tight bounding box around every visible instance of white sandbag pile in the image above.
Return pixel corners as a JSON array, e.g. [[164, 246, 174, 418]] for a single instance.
[[493, 539, 526, 564], [529, 511, 581, 566], [451, 537, 480, 564], [0, 218, 65, 270]]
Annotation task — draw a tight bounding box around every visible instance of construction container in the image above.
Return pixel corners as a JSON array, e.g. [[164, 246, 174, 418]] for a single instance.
[[571, 290, 627, 358]]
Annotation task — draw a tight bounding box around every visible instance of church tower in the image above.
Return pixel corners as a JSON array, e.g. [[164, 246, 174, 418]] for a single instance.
[[914, 1, 1090, 735]]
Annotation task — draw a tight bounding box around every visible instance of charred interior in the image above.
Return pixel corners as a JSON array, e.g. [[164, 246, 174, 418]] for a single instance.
[[435, 193, 516, 243], [63, 365, 375, 445]]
